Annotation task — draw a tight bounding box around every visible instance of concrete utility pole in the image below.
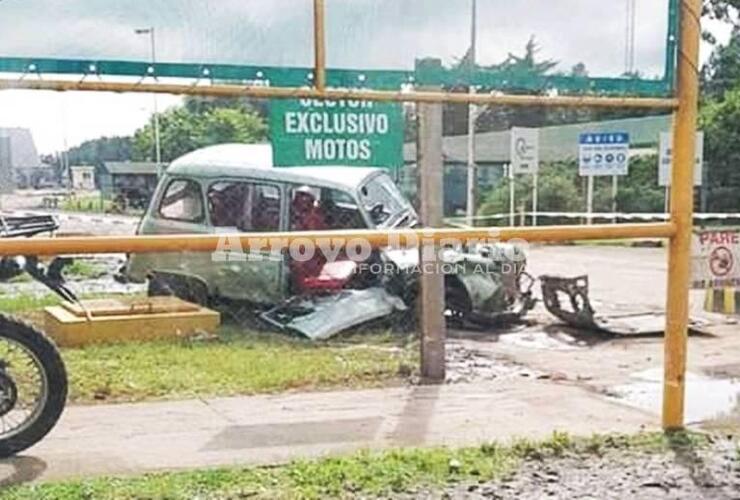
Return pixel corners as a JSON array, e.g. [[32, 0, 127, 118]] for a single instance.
[[465, 0, 478, 226], [135, 27, 162, 176], [417, 100, 446, 383]]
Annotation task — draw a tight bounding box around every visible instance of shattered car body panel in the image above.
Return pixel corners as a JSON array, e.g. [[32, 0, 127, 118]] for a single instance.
[[126, 144, 537, 339], [260, 288, 407, 340], [540, 274, 709, 336], [539, 275, 597, 330]]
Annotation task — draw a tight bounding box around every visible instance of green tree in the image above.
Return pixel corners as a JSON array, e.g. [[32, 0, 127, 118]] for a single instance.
[[703, 0, 740, 31], [183, 95, 269, 119], [701, 86, 740, 211], [497, 36, 559, 77], [478, 162, 582, 225], [703, 27, 740, 98], [133, 105, 267, 162], [611, 156, 665, 213], [66, 136, 133, 166], [477, 157, 666, 224]]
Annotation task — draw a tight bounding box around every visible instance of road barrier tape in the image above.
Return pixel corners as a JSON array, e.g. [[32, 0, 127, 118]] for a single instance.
[[704, 287, 740, 315], [446, 212, 740, 223]]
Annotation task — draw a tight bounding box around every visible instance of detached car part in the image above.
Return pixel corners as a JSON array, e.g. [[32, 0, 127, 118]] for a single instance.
[[260, 288, 407, 340], [540, 274, 709, 336]]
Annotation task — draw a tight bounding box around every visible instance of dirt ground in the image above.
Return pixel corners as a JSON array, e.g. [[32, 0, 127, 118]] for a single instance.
[[407, 437, 740, 499]]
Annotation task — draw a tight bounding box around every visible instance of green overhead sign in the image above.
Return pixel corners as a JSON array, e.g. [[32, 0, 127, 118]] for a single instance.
[[269, 99, 403, 169]]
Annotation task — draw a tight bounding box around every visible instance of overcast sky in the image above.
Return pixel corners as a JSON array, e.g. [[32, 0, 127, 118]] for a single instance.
[[0, 0, 733, 154]]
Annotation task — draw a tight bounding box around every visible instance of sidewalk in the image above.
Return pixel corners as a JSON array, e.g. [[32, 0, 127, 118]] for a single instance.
[[0, 378, 655, 485]]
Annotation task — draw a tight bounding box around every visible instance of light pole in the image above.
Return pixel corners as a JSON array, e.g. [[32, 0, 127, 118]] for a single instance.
[[134, 27, 162, 176]]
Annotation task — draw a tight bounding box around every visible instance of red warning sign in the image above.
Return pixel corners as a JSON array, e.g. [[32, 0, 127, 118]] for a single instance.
[[709, 246, 733, 277], [692, 231, 740, 289]]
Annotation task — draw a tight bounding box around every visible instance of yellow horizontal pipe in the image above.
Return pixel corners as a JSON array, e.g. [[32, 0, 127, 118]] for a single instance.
[[0, 223, 675, 256], [0, 79, 679, 109]]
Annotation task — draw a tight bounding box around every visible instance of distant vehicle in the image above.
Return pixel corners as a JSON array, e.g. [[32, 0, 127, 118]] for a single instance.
[[124, 144, 535, 339]]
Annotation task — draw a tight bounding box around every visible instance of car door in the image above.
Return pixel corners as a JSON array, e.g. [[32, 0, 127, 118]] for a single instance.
[[206, 178, 286, 304], [126, 176, 216, 289]]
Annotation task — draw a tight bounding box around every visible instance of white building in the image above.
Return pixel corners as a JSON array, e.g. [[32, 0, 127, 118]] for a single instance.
[[70, 166, 96, 191]]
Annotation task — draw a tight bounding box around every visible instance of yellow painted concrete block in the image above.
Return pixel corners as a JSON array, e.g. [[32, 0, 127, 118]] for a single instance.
[[704, 287, 740, 315], [44, 296, 220, 347]]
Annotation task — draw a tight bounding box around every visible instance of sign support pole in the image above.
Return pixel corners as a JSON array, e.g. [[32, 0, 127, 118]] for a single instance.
[[465, 0, 477, 227], [466, 89, 477, 226], [417, 99, 446, 383], [664, 186, 670, 215], [586, 175, 594, 225], [663, 0, 701, 430], [533, 171, 539, 226], [612, 175, 618, 223], [509, 165, 515, 226]]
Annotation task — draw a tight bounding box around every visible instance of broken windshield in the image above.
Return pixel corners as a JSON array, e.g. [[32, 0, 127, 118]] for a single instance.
[[359, 174, 415, 228]]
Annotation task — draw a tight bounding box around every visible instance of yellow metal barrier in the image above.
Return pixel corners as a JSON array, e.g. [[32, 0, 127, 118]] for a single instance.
[[0, 0, 701, 430], [0, 79, 681, 109], [662, 0, 700, 431], [0, 223, 675, 256]]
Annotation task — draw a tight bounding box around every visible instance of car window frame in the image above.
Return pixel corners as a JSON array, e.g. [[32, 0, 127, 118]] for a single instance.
[[206, 178, 284, 232], [287, 182, 369, 231], [156, 177, 206, 224]]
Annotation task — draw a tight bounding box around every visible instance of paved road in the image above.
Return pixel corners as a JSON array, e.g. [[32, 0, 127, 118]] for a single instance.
[[0, 379, 653, 484]]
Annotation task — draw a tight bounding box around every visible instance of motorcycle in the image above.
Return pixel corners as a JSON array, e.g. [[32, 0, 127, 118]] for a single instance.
[[0, 315, 67, 457], [0, 215, 71, 458]]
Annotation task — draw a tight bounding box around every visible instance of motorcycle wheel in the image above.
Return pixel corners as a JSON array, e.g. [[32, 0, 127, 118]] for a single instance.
[[0, 315, 67, 457]]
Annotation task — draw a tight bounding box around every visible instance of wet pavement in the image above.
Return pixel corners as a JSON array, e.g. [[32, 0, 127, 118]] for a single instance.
[[0, 379, 654, 484], [606, 368, 740, 426]]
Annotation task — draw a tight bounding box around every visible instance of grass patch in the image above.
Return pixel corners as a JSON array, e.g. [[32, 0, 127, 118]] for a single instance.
[[0, 292, 144, 315], [0, 293, 415, 404], [0, 259, 104, 284], [0, 293, 62, 314], [61, 195, 113, 214], [1, 431, 708, 499], [63, 326, 416, 404], [63, 259, 106, 280]]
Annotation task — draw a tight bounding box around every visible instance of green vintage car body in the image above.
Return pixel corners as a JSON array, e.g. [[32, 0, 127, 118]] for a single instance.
[[125, 143, 534, 333]]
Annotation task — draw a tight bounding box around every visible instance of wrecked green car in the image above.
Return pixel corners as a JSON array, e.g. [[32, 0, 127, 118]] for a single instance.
[[125, 144, 535, 339]]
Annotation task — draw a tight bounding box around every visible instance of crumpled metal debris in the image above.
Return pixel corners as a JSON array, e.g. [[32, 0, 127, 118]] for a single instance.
[[540, 274, 710, 335], [260, 287, 407, 341]]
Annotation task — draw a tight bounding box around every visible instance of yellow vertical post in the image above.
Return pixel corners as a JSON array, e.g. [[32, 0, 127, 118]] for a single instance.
[[662, 0, 701, 430], [313, 0, 327, 93]]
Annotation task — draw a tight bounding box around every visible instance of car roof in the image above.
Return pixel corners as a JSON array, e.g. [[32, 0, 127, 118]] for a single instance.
[[167, 144, 385, 191]]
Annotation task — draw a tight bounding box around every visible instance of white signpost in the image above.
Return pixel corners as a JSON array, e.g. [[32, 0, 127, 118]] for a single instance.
[[579, 132, 630, 224], [659, 132, 704, 213], [510, 127, 540, 226]]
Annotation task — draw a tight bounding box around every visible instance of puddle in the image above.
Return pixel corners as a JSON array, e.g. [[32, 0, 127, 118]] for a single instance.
[[606, 368, 740, 424]]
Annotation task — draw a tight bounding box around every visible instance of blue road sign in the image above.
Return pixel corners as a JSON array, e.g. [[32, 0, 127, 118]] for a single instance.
[[579, 132, 630, 176]]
